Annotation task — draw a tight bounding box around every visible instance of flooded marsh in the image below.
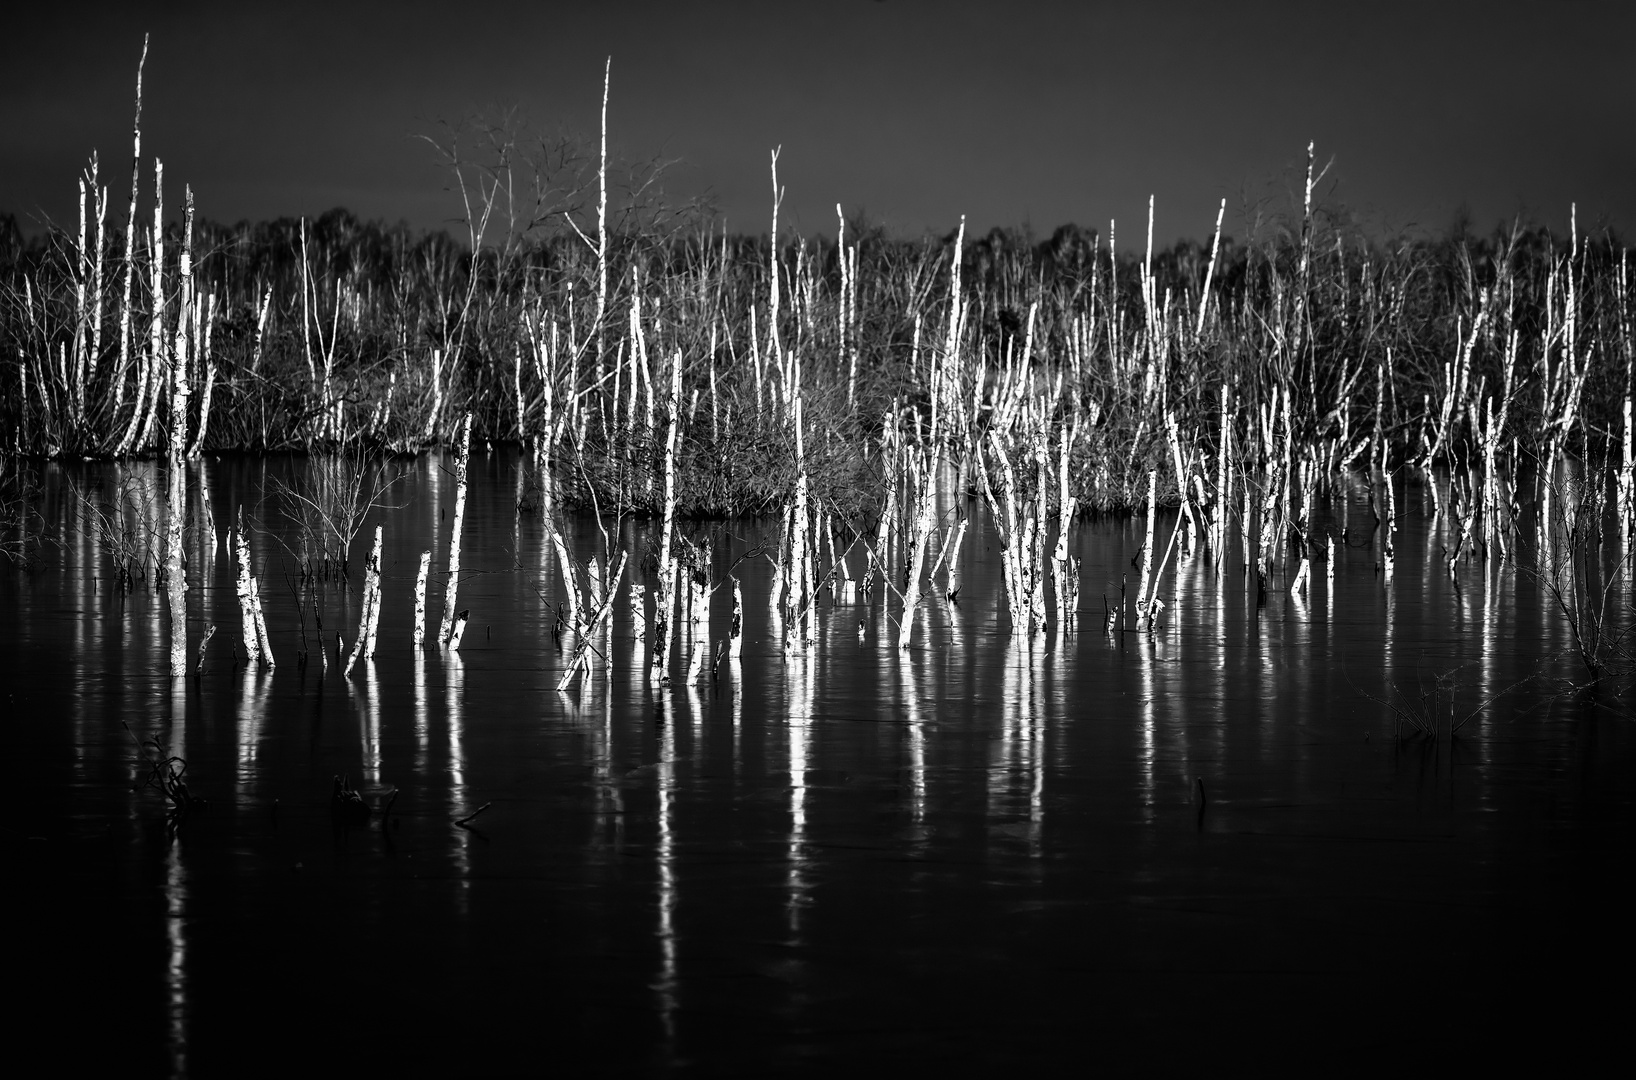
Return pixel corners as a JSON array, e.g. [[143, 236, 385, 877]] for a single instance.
[[7, 451, 1632, 1074]]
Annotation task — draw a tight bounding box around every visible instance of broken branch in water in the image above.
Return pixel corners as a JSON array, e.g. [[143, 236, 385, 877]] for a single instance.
[[124, 720, 205, 819], [455, 802, 491, 827], [331, 774, 372, 823]]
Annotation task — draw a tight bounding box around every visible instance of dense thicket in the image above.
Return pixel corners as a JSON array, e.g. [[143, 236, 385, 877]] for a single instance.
[[1, 182, 1630, 518]]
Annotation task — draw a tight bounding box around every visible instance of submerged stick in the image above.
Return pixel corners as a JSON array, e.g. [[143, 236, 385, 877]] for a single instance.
[[195, 624, 215, 676], [163, 196, 192, 676], [898, 451, 936, 649], [344, 525, 383, 675], [686, 543, 710, 682], [944, 518, 968, 601], [110, 36, 146, 430], [233, 509, 270, 665], [728, 577, 744, 657], [556, 550, 628, 691], [1136, 470, 1157, 624], [629, 579, 646, 643], [550, 522, 580, 626], [437, 412, 473, 646], [651, 349, 682, 684], [412, 549, 431, 647]]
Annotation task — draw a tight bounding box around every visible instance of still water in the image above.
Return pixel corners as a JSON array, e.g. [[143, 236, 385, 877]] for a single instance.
[[8, 451, 1632, 1075]]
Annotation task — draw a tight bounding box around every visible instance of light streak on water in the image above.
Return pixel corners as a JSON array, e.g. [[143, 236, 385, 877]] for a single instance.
[[1382, 535, 1397, 733], [1027, 638, 1044, 857], [445, 649, 470, 917], [163, 839, 189, 1079], [899, 648, 926, 831], [685, 677, 704, 742], [730, 651, 742, 781], [236, 667, 268, 799], [413, 652, 428, 779], [1138, 627, 1156, 825], [654, 695, 678, 1047], [786, 654, 814, 941], [360, 659, 381, 784], [8, 450, 1626, 1071]]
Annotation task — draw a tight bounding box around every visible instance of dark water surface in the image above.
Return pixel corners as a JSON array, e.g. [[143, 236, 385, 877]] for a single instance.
[[8, 452, 1632, 1075]]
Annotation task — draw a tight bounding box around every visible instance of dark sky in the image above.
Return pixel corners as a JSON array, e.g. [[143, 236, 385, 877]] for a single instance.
[[4, 0, 1632, 245]]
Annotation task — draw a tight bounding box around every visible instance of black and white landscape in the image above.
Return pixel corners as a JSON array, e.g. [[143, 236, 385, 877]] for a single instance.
[[5, 3, 1632, 1075]]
